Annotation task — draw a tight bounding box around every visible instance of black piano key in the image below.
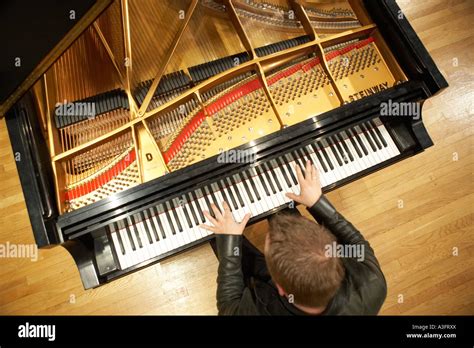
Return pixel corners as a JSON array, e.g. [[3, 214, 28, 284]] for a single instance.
[[190, 191, 205, 223], [310, 143, 328, 172], [152, 206, 167, 240], [229, 176, 244, 207], [302, 147, 314, 166], [351, 127, 369, 156], [283, 154, 299, 185], [260, 164, 277, 194], [224, 177, 239, 209], [210, 183, 223, 209], [276, 157, 292, 187], [171, 199, 183, 232], [317, 141, 334, 170], [301, 147, 314, 170], [143, 210, 159, 242], [121, 219, 136, 251], [207, 185, 221, 212], [180, 196, 193, 228], [255, 166, 270, 196], [336, 133, 354, 162], [360, 124, 377, 152], [110, 222, 125, 255], [326, 137, 343, 166], [237, 172, 254, 203], [181, 195, 199, 228], [365, 122, 382, 150], [164, 202, 177, 235], [201, 187, 215, 218], [137, 212, 154, 244], [240, 170, 258, 203], [345, 129, 363, 158], [244, 170, 260, 201], [290, 150, 305, 174], [369, 120, 388, 147], [264, 162, 281, 192], [268, 160, 283, 191], [330, 135, 348, 164], [185, 194, 200, 226], [217, 180, 232, 209], [127, 216, 143, 248], [370, 120, 388, 147]]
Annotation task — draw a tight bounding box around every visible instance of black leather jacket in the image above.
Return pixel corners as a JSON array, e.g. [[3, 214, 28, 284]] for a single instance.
[[215, 195, 387, 315]]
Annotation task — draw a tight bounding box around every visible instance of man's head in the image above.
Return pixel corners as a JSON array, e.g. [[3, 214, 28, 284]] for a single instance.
[[264, 213, 345, 310]]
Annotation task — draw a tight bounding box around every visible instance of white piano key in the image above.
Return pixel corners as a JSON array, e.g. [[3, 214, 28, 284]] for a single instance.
[[110, 229, 128, 270]]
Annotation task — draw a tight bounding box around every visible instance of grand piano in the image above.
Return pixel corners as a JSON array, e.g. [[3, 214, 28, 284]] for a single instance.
[[1, 0, 447, 289]]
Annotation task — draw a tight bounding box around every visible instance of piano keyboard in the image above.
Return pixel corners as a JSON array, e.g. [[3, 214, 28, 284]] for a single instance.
[[108, 118, 400, 270]]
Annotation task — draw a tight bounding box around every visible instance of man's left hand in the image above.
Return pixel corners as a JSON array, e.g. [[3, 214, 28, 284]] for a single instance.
[[200, 201, 251, 235]]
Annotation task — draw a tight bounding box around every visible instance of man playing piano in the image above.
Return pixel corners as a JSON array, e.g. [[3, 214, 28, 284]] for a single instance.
[[201, 160, 387, 315]]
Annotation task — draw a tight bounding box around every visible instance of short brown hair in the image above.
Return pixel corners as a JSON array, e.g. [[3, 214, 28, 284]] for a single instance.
[[265, 213, 345, 308]]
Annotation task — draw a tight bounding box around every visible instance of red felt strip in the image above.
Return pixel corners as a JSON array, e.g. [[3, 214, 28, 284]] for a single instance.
[[65, 149, 136, 201], [161, 37, 375, 164]]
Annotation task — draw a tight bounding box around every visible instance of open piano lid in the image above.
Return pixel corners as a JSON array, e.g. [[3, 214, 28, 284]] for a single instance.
[[0, 0, 112, 116]]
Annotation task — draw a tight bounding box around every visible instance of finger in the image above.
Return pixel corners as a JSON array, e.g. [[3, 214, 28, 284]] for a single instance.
[[222, 201, 232, 215], [203, 210, 218, 226], [311, 163, 318, 181], [286, 192, 298, 202], [199, 223, 218, 233], [211, 203, 223, 220], [295, 163, 304, 184], [305, 160, 312, 179], [240, 213, 251, 226]]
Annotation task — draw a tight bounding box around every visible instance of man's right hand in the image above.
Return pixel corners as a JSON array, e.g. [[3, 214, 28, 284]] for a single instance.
[[286, 160, 322, 208]]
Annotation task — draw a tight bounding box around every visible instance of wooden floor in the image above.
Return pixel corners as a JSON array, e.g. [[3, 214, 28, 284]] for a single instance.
[[0, 0, 473, 315]]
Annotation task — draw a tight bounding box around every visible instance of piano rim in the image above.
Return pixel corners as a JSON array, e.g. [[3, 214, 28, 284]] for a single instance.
[[3, 0, 449, 248]]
